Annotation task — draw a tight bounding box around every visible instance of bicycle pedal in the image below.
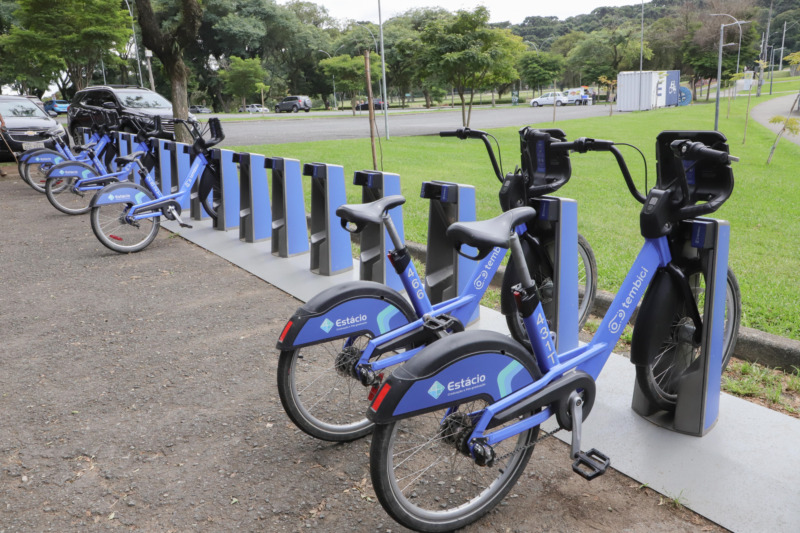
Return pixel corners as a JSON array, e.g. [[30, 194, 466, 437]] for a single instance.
[[572, 448, 610, 480], [179, 222, 193, 229]]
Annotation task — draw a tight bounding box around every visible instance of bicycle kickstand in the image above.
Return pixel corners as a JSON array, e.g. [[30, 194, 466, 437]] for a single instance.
[[568, 391, 610, 480]]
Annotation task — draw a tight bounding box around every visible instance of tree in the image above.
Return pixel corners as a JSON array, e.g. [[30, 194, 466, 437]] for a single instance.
[[419, 7, 525, 127], [319, 53, 381, 114], [518, 51, 564, 95], [0, 0, 130, 94], [220, 56, 267, 109], [135, 0, 203, 142]]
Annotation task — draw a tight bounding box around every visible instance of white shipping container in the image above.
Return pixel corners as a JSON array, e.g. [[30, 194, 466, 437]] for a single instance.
[[617, 71, 659, 112]]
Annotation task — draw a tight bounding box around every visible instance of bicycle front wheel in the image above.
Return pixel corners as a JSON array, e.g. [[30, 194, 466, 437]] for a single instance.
[[45, 175, 95, 215], [370, 400, 539, 532], [633, 266, 741, 412], [24, 157, 60, 193], [503, 233, 598, 348], [277, 334, 375, 442], [90, 202, 160, 253]]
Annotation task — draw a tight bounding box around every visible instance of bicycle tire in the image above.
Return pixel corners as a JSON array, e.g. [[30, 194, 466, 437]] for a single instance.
[[503, 233, 598, 348], [370, 400, 539, 532], [277, 335, 376, 442], [633, 266, 741, 412], [90, 198, 160, 254], [23, 150, 63, 193], [44, 163, 99, 215]]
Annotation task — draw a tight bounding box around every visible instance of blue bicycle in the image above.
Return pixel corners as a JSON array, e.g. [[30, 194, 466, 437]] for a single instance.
[[20, 113, 117, 193], [276, 128, 589, 442], [88, 118, 224, 253], [44, 117, 164, 215], [365, 133, 739, 532]]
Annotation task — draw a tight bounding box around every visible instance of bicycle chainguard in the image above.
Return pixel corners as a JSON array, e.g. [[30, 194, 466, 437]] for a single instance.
[[567, 391, 609, 481]]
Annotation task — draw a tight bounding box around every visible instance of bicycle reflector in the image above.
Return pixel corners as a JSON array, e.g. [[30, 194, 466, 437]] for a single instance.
[[278, 320, 293, 343], [370, 383, 392, 412]]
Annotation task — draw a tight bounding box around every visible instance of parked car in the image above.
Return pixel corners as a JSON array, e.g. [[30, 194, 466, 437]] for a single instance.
[[238, 103, 266, 113], [274, 96, 312, 113], [67, 85, 194, 143], [0, 95, 69, 161], [529, 92, 569, 107], [189, 105, 212, 114], [356, 99, 389, 111], [44, 99, 70, 114]]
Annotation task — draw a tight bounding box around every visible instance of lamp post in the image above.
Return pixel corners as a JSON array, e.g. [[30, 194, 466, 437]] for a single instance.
[[122, 0, 144, 87], [318, 50, 337, 110], [711, 14, 749, 131], [779, 21, 799, 72]]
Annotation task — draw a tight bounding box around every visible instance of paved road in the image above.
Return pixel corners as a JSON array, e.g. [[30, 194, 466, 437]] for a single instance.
[[213, 104, 609, 147]]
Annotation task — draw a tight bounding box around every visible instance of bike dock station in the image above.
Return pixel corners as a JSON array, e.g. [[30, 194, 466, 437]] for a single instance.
[[268, 157, 308, 257], [419, 180, 479, 323], [353, 170, 403, 291], [531, 196, 580, 351], [304, 162, 352, 276], [236, 152, 271, 243], [209, 149, 239, 231]]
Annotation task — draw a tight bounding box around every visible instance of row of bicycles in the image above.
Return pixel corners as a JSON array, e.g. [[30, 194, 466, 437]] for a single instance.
[[15, 112, 743, 532], [17, 110, 224, 253], [274, 127, 742, 532]]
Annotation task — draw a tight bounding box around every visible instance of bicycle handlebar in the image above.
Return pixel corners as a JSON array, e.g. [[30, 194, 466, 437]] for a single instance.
[[668, 139, 736, 220], [439, 128, 503, 183]]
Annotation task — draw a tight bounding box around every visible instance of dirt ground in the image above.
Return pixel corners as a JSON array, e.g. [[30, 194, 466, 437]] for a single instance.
[[0, 167, 726, 532]]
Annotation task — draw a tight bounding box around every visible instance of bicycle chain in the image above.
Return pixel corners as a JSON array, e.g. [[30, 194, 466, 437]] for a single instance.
[[492, 426, 563, 464]]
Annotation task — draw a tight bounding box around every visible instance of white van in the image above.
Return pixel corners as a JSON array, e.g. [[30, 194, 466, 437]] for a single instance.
[[564, 87, 590, 105]]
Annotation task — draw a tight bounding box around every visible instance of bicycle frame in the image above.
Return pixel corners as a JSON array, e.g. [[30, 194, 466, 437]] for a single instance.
[[68, 139, 149, 192], [464, 236, 670, 451], [355, 244, 507, 374], [126, 149, 211, 221]]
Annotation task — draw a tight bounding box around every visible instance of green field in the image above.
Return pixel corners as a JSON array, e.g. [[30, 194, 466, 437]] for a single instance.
[[232, 82, 800, 341]]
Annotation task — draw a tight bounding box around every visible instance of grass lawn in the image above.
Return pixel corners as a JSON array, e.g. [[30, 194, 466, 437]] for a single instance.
[[231, 80, 800, 342]]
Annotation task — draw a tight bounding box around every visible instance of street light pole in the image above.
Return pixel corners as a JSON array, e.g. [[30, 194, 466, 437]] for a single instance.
[[378, 0, 389, 140], [711, 14, 749, 131], [123, 0, 144, 87], [779, 21, 799, 72], [318, 50, 337, 110]]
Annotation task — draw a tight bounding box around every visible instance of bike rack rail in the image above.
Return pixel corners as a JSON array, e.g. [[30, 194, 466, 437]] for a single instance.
[[353, 170, 404, 291], [165, 142, 192, 210], [420, 180, 478, 324], [235, 152, 271, 243], [210, 148, 240, 231], [268, 157, 308, 257], [304, 162, 352, 276]]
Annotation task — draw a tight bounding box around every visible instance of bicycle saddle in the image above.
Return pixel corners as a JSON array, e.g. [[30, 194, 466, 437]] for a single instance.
[[337, 195, 406, 231], [447, 206, 537, 252], [75, 141, 98, 152], [115, 151, 146, 166]]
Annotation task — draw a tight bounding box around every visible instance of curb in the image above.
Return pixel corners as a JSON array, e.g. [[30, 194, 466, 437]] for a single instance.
[[407, 241, 800, 370]]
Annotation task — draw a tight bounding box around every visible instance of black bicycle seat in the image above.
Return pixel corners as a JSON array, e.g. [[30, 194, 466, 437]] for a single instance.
[[336, 195, 406, 226], [115, 151, 146, 166], [76, 141, 98, 152], [447, 207, 537, 251]]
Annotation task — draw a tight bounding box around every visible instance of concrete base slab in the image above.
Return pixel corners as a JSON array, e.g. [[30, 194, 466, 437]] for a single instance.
[[164, 219, 800, 533]]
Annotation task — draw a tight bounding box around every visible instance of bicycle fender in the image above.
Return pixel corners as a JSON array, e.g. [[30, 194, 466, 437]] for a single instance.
[[90, 181, 153, 208], [25, 150, 66, 166], [366, 330, 539, 424], [46, 161, 97, 181], [630, 268, 681, 366], [276, 281, 417, 351]]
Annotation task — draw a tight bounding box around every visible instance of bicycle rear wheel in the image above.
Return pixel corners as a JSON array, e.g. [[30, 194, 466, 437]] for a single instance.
[[633, 266, 741, 412], [90, 201, 160, 253], [277, 334, 375, 442], [370, 400, 539, 532], [503, 233, 597, 348]]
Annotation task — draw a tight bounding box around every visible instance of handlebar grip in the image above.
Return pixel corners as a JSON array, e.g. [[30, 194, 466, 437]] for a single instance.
[[670, 140, 736, 164], [439, 128, 488, 140], [439, 130, 459, 137]]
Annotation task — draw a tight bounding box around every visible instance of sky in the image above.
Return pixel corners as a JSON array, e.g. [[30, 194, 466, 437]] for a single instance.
[[283, 0, 644, 25]]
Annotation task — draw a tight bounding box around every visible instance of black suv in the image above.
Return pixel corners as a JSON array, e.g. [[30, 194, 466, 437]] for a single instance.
[[274, 95, 312, 113], [67, 85, 195, 142]]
